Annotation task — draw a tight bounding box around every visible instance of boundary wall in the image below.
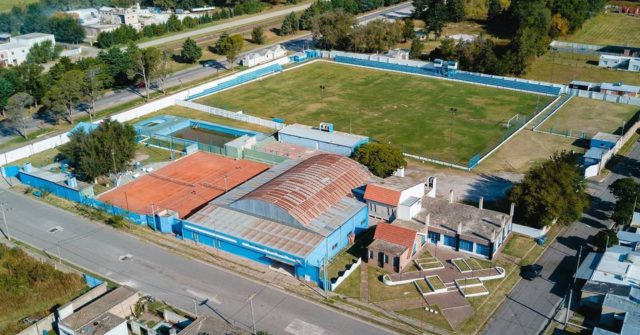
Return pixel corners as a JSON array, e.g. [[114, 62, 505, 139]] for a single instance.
[[176, 100, 286, 130], [568, 88, 640, 106]]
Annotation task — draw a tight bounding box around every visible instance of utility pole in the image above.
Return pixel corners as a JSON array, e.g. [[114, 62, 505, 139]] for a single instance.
[[111, 149, 117, 173], [565, 245, 582, 325], [0, 203, 9, 241], [246, 293, 257, 334]]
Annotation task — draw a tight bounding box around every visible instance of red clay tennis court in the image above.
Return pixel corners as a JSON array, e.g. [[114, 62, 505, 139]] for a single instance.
[[98, 152, 269, 218]]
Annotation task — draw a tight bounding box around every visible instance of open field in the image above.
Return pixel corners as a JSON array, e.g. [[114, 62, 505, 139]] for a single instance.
[[0, 244, 86, 334], [541, 97, 639, 137], [559, 13, 640, 47], [476, 129, 583, 173], [200, 61, 550, 165], [524, 51, 640, 86], [0, 0, 38, 12]]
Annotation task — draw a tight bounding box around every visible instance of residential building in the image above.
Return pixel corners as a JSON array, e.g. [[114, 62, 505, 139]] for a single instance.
[[592, 291, 640, 335], [599, 55, 640, 72], [364, 182, 435, 222], [0, 33, 56, 67], [277, 123, 369, 156], [366, 223, 427, 272], [58, 286, 139, 335], [241, 44, 287, 67]]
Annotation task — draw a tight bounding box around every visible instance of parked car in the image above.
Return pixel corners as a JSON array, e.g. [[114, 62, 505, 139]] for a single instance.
[[202, 60, 216, 67], [520, 264, 543, 280]]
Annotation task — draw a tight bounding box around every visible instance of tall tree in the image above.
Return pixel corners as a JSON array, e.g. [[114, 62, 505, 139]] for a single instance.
[[155, 50, 172, 95], [280, 12, 299, 36], [424, 0, 447, 40], [446, 0, 465, 22], [83, 65, 112, 121], [48, 14, 85, 43], [43, 69, 85, 124], [180, 38, 202, 63], [251, 26, 265, 44], [487, 0, 502, 22], [5, 92, 34, 138], [14, 63, 46, 105], [311, 10, 356, 50], [127, 45, 161, 100], [508, 151, 589, 228], [609, 178, 640, 226], [594, 229, 618, 251], [0, 77, 14, 113], [409, 38, 423, 59], [26, 40, 61, 64], [402, 18, 415, 42], [352, 142, 407, 178]]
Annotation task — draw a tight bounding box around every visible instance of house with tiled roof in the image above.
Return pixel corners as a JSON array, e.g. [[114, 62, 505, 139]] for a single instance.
[[366, 223, 427, 272], [364, 181, 431, 222]]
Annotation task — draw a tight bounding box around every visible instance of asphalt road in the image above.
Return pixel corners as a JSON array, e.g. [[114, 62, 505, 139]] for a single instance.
[[0, 188, 393, 335], [482, 139, 640, 335]]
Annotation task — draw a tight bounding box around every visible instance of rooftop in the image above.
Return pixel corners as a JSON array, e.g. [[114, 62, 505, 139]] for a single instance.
[[278, 124, 369, 148], [570, 80, 595, 87], [230, 154, 370, 236], [632, 212, 640, 228], [418, 197, 510, 242], [61, 286, 137, 332], [593, 132, 621, 144], [618, 231, 640, 243], [601, 82, 640, 93], [364, 184, 401, 206], [578, 246, 640, 288], [582, 280, 632, 296], [372, 223, 417, 254], [585, 147, 610, 160], [14, 32, 54, 40], [179, 316, 248, 335], [368, 238, 407, 256]]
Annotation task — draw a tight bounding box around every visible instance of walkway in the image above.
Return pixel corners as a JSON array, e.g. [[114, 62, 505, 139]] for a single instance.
[[360, 261, 369, 302]]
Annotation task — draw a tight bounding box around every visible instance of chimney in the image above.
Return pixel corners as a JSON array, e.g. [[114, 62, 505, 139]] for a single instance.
[[457, 222, 462, 234], [449, 190, 454, 203], [479, 197, 484, 210], [509, 203, 515, 217]]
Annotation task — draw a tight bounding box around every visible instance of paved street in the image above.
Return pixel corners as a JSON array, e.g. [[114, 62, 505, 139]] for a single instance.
[[0, 189, 393, 335], [482, 139, 640, 335]]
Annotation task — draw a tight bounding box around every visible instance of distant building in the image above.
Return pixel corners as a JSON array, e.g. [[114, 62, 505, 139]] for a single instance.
[[385, 48, 409, 60], [58, 286, 139, 335], [277, 123, 369, 156], [599, 55, 640, 72], [0, 33, 56, 67], [240, 44, 287, 67], [600, 82, 640, 97], [65, 8, 100, 26], [447, 34, 477, 43]]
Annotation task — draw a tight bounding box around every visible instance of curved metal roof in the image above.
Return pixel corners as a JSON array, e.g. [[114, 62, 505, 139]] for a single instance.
[[231, 154, 371, 234]]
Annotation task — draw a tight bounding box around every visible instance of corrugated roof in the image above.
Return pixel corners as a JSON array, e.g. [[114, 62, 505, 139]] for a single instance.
[[186, 205, 324, 258], [373, 223, 416, 252], [601, 82, 640, 93], [61, 286, 137, 331], [278, 124, 368, 148], [231, 154, 371, 236], [364, 184, 401, 206]]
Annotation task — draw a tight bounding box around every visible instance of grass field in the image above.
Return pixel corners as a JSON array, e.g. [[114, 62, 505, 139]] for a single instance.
[[200, 61, 551, 164], [559, 13, 640, 47], [0, 0, 39, 12], [542, 97, 639, 137], [524, 51, 640, 86]]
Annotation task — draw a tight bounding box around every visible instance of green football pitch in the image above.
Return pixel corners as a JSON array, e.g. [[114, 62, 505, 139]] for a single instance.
[[199, 61, 553, 164]]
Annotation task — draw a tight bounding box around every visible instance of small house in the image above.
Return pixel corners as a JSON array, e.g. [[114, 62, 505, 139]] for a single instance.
[[366, 223, 427, 273], [591, 132, 621, 150], [363, 182, 432, 222], [240, 44, 287, 68]]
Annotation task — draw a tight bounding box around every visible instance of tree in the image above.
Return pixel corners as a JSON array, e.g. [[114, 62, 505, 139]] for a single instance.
[[0, 77, 14, 112], [251, 26, 265, 44], [83, 65, 112, 121], [48, 14, 85, 43], [409, 38, 423, 59], [155, 50, 172, 95], [5, 92, 33, 138], [311, 10, 356, 50], [26, 40, 62, 64], [44, 69, 85, 123], [352, 142, 407, 178], [351, 19, 402, 53], [166, 14, 183, 32], [508, 151, 589, 228], [402, 18, 415, 41], [423, 0, 447, 40], [280, 12, 299, 36], [446, 0, 465, 22], [487, 0, 502, 22], [127, 45, 161, 100], [59, 119, 137, 181], [609, 178, 640, 226], [550, 13, 569, 37], [594, 229, 618, 251], [214, 33, 243, 68], [14, 63, 46, 105], [180, 38, 202, 63]]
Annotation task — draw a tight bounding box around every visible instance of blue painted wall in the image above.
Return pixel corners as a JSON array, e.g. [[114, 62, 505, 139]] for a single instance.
[[590, 138, 617, 150], [18, 172, 84, 202]]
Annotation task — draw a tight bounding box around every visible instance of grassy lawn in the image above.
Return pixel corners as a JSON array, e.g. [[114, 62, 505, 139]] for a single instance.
[[462, 285, 488, 295], [558, 13, 640, 47], [397, 306, 453, 331], [326, 251, 359, 280], [334, 265, 361, 299], [136, 144, 176, 164], [415, 279, 432, 293], [501, 234, 536, 260], [0, 0, 38, 11], [0, 244, 87, 334], [457, 277, 482, 287], [419, 261, 444, 270], [200, 61, 551, 165], [476, 129, 584, 173], [368, 267, 420, 302], [524, 51, 640, 86], [10, 148, 61, 168], [453, 258, 472, 272], [425, 276, 446, 290], [541, 97, 639, 137], [467, 258, 492, 271]]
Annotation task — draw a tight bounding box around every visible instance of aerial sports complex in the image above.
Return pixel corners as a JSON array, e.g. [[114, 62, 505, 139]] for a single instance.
[[2, 49, 565, 287]]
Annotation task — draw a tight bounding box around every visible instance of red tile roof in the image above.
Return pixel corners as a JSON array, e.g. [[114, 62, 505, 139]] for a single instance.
[[364, 184, 401, 206], [373, 223, 417, 251]]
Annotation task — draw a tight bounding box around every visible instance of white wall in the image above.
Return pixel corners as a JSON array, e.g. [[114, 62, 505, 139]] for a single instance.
[[399, 183, 425, 203]]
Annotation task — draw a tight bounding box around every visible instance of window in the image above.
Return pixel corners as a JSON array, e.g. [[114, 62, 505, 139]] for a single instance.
[[459, 239, 473, 252], [331, 243, 338, 250], [428, 231, 440, 244], [368, 250, 373, 260], [476, 244, 491, 257], [384, 254, 389, 264], [444, 235, 457, 248]]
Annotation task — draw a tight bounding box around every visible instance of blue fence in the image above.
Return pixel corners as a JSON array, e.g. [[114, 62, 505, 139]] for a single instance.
[[333, 56, 561, 96], [1, 165, 20, 178], [186, 64, 283, 100], [18, 172, 85, 202]]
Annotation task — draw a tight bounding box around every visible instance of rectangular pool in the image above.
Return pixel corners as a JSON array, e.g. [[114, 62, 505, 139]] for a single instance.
[[170, 126, 238, 147]]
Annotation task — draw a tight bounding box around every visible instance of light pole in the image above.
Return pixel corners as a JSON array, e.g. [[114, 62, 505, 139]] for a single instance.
[[0, 202, 9, 241], [246, 293, 257, 334]]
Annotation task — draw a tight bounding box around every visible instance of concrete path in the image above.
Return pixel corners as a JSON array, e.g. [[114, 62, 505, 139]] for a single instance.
[[360, 261, 369, 303]]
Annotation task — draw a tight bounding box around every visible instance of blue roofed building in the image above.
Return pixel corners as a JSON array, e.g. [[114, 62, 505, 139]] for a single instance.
[[181, 153, 372, 286], [277, 123, 369, 156]]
